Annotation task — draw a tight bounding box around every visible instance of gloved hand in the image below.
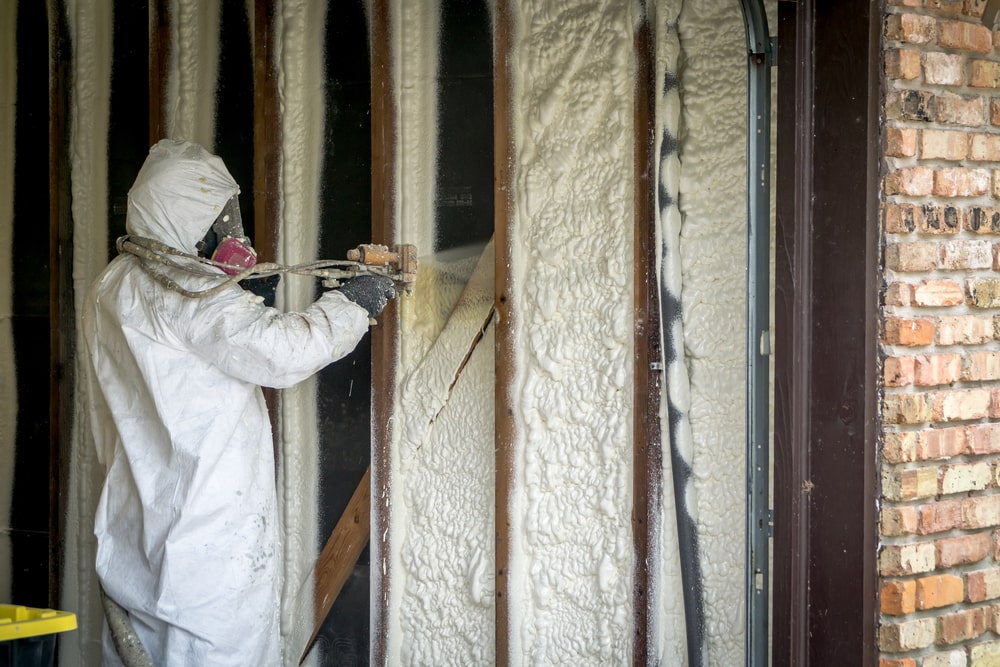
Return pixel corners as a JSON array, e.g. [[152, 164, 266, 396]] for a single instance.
[[335, 274, 396, 318], [240, 274, 280, 308]]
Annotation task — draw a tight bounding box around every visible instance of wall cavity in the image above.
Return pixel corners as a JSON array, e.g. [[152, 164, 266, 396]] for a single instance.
[[63, 0, 114, 663], [165, 0, 221, 146], [508, 1, 638, 663], [0, 0, 16, 607], [274, 2, 329, 664]]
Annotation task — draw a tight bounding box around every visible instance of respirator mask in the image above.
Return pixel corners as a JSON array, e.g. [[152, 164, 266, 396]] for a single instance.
[[197, 195, 257, 275]]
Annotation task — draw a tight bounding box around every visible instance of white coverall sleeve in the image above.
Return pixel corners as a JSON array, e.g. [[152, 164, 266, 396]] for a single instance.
[[175, 287, 371, 388]]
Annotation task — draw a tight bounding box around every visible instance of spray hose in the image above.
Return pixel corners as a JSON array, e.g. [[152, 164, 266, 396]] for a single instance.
[[117, 235, 417, 298]]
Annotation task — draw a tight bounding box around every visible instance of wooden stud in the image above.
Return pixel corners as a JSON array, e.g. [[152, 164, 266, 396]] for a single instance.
[[631, 5, 659, 665], [493, 0, 514, 663], [369, 0, 395, 663], [149, 0, 169, 143], [252, 0, 281, 463], [47, 0, 72, 609]]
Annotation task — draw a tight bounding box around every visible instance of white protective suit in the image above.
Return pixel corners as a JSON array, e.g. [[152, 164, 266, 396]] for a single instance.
[[82, 140, 370, 665]]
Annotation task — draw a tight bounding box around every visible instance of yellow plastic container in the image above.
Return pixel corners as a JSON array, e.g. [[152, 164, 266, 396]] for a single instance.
[[0, 604, 77, 667]]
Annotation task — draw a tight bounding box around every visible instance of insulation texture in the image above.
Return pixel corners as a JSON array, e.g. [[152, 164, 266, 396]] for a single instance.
[[389, 3, 502, 663], [673, 0, 761, 663], [508, 1, 638, 663], [0, 0, 15, 607], [651, 0, 689, 662], [274, 3, 328, 664], [165, 0, 221, 146], [394, 245, 496, 665], [63, 1, 114, 664]]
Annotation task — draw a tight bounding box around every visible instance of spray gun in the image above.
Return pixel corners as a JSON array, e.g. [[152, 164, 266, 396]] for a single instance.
[[320, 243, 418, 294], [118, 236, 418, 300]]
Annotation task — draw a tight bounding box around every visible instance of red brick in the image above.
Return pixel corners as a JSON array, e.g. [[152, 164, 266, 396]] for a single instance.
[[932, 388, 991, 421], [964, 352, 1000, 381], [968, 568, 1000, 602], [935, 315, 993, 344], [972, 59, 1000, 88], [968, 278, 1000, 308], [991, 387, 1000, 419], [886, 202, 962, 234], [923, 499, 965, 534], [886, 167, 935, 195], [914, 281, 965, 307], [888, 89, 939, 122], [920, 425, 967, 459], [887, 127, 919, 158], [885, 466, 939, 500], [936, 531, 991, 564], [924, 51, 967, 85], [917, 573, 965, 609], [923, 651, 967, 667], [881, 542, 938, 575], [922, 128, 969, 159], [886, 281, 914, 306], [938, 606, 988, 644], [914, 353, 962, 385], [887, 242, 939, 270], [933, 167, 992, 196], [879, 658, 917, 667], [966, 423, 1000, 455], [883, 505, 920, 536], [886, 393, 933, 424], [990, 604, 1000, 633], [885, 430, 919, 463], [938, 19, 993, 52], [887, 48, 923, 80], [966, 205, 1000, 233], [886, 356, 916, 386], [941, 239, 994, 269], [886, 317, 936, 346], [962, 495, 1000, 529], [927, 0, 966, 12], [935, 92, 986, 125], [966, 0, 989, 18], [992, 98, 1000, 125], [882, 579, 918, 614], [887, 13, 938, 44], [971, 133, 1000, 161]]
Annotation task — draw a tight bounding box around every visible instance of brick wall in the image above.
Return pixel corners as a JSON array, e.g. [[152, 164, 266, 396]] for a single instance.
[[881, 1, 1000, 666]]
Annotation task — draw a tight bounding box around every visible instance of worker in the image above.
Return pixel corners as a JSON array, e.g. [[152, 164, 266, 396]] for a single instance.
[[82, 139, 393, 665]]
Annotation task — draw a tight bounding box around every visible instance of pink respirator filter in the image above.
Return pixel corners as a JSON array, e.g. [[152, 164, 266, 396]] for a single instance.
[[213, 237, 258, 275]]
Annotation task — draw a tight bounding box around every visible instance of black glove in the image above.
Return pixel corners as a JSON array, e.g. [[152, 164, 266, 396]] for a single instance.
[[240, 274, 280, 308], [336, 274, 396, 318]]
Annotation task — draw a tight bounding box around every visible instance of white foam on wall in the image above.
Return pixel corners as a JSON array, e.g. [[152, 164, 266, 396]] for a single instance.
[[386, 1, 441, 662], [651, 0, 689, 661], [393, 242, 496, 664], [0, 0, 16, 607], [676, 1, 751, 663], [507, 1, 638, 663], [165, 0, 221, 147], [62, 1, 114, 664], [274, 2, 329, 664]]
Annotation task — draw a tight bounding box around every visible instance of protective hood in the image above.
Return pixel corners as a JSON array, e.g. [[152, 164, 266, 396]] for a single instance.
[[126, 139, 240, 255]]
